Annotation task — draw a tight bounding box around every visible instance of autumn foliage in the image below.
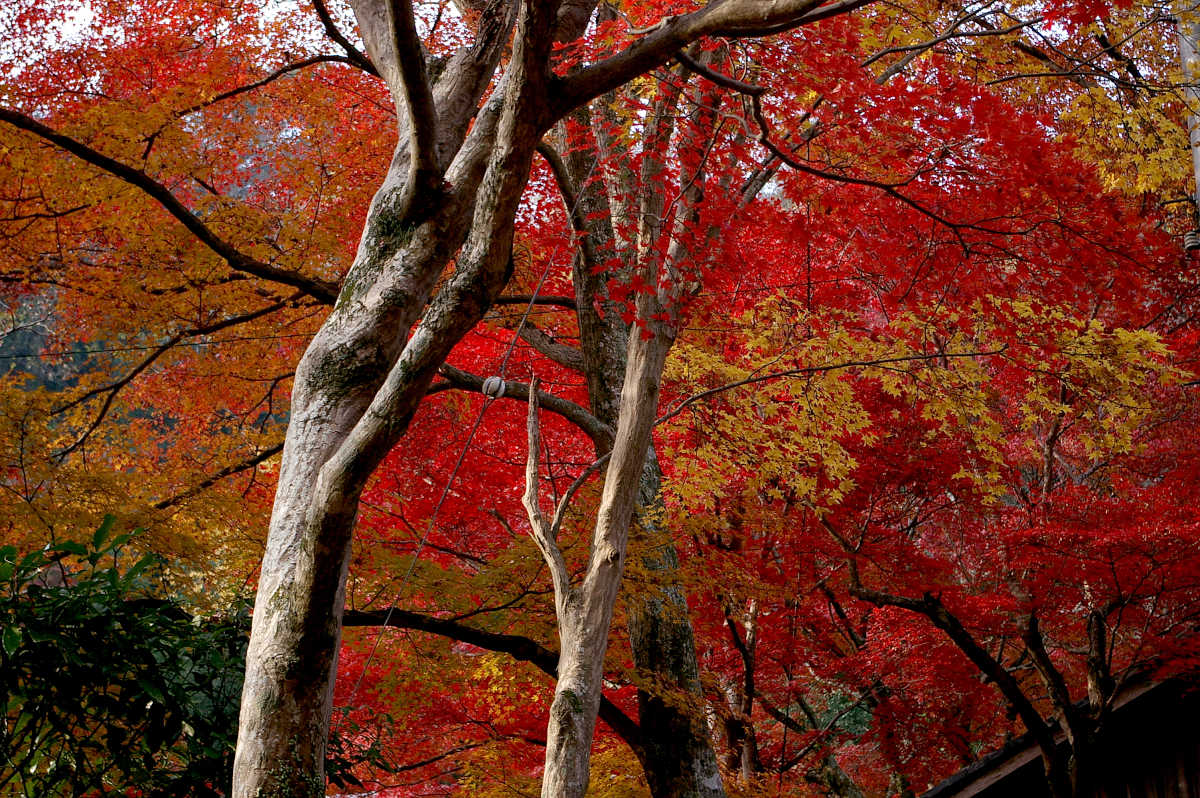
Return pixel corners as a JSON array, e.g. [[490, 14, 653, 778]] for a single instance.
[[1, 0, 1198, 795]]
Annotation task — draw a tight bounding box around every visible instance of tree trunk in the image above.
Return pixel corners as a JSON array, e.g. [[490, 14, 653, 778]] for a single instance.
[[561, 85, 726, 798], [232, 185, 522, 796], [231, 1, 553, 792], [541, 308, 677, 798], [232, 182, 478, 798], [627, 503, 725, 797]]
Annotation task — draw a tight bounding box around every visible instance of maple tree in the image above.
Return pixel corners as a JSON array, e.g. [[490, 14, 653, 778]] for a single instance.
[[324, 7, 1198, 794], [1, 0, 1198, 796], [636, 12, 1200, 796]]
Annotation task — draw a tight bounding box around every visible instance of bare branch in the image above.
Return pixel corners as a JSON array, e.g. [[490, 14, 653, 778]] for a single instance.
[[792, 0, 878, 25], [548, 451, 611, 540], [313, 0, 380, 75], [553, 0, 875, 115], [433, 365, 614, 448], [535, 141, 584, 231], [654, 346, 1008, 429], [53, 294, 302, 457], [174, 56, 366, 120], [509, 321, 586, 372], [154, 442, 285, 511], [523, 377, 573, 608], [674, 50, 766, 96], [1024, 613, 1085, 743], [493, 293, 577, 309], [388, 0, 441, 190]]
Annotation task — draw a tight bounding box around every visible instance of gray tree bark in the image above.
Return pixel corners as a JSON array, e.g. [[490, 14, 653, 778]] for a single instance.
[[0, 1, 888, 794], [524, 297, 681, 798], [547, 92, 726, 796], [228, 0, 859, 794]]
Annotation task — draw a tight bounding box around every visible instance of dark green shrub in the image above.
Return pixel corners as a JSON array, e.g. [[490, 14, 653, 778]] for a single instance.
[[0, 519, 247, 797]]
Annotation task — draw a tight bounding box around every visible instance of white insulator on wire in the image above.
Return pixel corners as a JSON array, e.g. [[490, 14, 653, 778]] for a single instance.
[[481, 376, 506, 398]]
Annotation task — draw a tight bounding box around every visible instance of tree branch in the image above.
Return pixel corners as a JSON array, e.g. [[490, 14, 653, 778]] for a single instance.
[[1024, 613, 1085, 744], [154, 442, 285, 511], [0, 108, 340, 304], [535, 141, 585, 231], [1085, 608, 1115, 714], [666, 47, 1011, 243], [523, 377, 573, 611], [433, 364, 613, 448], [771, 688, 875, 771], [674, 49, 766, 97], [553, 0, 873, 115], [508, 321, 585, 372], [1094, 31, 1144, 83], [174, 56, 366, 120], [848, 574, 1061, 766], [744, 94, 1002, 241], [340, 607, 644, 756], [388, 0, 441, 190], [547, 452, 611, 539], [534, 138, 610, 279], [861, 11, 1040, 84], [1006, 37, 1096, 89], [53, 295, 302, 457], [654, 346, 1007, 429], [493, 293, 577, 309], [313, 0, 379, 75]]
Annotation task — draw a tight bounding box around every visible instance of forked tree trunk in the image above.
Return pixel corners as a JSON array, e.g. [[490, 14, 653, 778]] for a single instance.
[[226, 0, 849, 793], [540, 311, 678, 797], [562, 102, 726, 796], [232, 1, 553, 792]]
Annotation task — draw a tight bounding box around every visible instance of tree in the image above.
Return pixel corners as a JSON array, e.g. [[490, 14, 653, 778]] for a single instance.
[[1, 0, 1194, 794], [221, 2, 883, 794], [644, 58, 1198, 789], [5, 0, 881, 793]]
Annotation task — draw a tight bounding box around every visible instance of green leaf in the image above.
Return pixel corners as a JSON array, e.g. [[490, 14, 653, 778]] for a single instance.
[[27, 627, 56, 642], [50, 541, 87, 557], [18, 549, 46, 573], [137, 677, 166, 704], [93, 515, 117, 550], [2, 624, 21, 656], [122, 555, 156, 585]]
